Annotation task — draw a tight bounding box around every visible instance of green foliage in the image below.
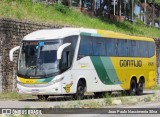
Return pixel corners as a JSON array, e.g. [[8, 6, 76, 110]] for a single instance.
[[0, 91, 34, 100], [54, 3, 69, 14], [0, 0, 160, 38], [135, 17, 145, 25], [144, 95, 152, 102], [5, 0, 12, 2], [16, 0, 23, 3], [105, 97, 112, 106], [104, 93, 112, 106], [148, 0, 160, 5], [151, 85, 160, 90]]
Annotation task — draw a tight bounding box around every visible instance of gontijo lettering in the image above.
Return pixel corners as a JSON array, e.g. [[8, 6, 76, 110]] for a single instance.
[[120, 60, 142, 67]]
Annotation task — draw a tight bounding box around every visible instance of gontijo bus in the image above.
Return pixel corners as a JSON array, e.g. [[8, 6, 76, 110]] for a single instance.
[[9, 28, 156, 100]]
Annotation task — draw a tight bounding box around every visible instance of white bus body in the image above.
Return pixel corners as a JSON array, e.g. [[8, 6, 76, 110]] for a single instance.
[[10, 28, 156, 99]]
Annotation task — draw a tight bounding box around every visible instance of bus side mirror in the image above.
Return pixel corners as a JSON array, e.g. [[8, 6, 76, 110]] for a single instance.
[[57, 43, 71, 60], [9, 46, 20, 61]]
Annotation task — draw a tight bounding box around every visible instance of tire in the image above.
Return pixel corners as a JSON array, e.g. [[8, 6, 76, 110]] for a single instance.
[[136, 79, 144, 95], [37, 95, 49, 101], [128, 79, 137, 96], [73, 81, 85, 100]]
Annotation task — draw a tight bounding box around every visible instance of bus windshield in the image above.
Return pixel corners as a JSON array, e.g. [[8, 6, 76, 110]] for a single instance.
[[18, 40, 62, 78]]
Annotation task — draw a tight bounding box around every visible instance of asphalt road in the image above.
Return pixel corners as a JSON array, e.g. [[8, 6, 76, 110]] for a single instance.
[[0, 90, 160, 108], [0, 90, 160, 117]]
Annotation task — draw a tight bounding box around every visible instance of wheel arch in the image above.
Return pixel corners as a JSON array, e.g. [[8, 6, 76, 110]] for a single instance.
[[76, 77, 87, 92], [128, 76, 137, 95], [139, 76, 145, 83], [131, 76, 137, 83]]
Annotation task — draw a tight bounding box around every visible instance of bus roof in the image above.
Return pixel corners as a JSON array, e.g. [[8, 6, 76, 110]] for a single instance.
[[23, 28, 154, 42]]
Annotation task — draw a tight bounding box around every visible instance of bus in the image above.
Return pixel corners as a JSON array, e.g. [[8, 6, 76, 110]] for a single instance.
[[9, 28, 156, 100]]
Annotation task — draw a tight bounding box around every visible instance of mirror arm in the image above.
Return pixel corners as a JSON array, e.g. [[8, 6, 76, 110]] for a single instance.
[[57, 43, 71, 60], [9, 46, 20, 61]]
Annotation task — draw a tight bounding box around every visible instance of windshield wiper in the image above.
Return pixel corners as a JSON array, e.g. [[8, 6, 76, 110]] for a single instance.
[[29, 66, 37, 69], [25, 66, 37, 76]]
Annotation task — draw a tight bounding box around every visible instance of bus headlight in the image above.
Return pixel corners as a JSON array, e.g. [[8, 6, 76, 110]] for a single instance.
[[17, 80, 23, 85], [49, 77, 64, 85]]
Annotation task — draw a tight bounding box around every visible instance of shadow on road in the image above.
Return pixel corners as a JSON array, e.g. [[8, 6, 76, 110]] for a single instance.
[[18, 91, 155, 102]]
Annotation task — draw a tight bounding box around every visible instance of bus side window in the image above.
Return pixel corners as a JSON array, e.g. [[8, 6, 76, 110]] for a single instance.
[[78, 36, 93, 59], [60, 50, 70, 72], [117, 39, 127, 57], [128, 40, 139, 57], [139, 41, 149, 57], [93, 37, 105, 56], [148, 42, 155, 57], [106, 39, 117, 56], [63, 36, 78, 64]]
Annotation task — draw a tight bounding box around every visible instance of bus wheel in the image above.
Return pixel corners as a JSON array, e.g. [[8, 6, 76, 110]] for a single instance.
[[129, 79, 137, 96], [73, 81, 85, 100], [37, 95, 49, 101], [136, 79, 144, 95]]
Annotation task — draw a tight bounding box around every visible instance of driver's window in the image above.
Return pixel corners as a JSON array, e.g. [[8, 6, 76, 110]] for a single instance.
[[60, 51, 70, 72], [61, 51, 67, 68]]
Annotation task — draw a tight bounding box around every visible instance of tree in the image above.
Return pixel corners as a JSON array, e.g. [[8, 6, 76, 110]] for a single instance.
[[147, 0, 160, 26], [148, 0, 160, 5]]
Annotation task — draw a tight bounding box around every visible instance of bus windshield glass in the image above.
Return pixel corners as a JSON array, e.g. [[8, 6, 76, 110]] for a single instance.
[[18, 40, 62, 78]]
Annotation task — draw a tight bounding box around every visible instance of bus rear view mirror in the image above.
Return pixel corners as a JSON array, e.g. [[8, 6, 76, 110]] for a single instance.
[[57, 43, 71, 60], [9, 46, 20, 61]]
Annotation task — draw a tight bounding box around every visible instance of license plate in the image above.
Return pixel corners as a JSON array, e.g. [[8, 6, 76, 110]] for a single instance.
[[31, 89, 39, 93]]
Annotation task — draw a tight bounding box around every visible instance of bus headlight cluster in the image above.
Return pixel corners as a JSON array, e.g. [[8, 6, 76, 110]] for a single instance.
[[49, 77, 64, 85], [17, 80, 23, 85]]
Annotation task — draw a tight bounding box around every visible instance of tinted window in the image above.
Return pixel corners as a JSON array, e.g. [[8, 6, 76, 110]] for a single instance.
[[117, 39, 128, 56], [79, 36, 155, 58], [63, 36, 78, 53], [148, 42, 155, 57], [128, 40, 139, 57], [79, 36, 93, 56], [63, 36, 78, 63], [139, 41, 149, 57], [93, 37, 106, 56], [106, 39, 117, 56]]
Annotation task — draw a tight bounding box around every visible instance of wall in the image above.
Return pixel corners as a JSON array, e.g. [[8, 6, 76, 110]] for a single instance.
[[0, 18, 64, 92], [155, 38, 160, 85]]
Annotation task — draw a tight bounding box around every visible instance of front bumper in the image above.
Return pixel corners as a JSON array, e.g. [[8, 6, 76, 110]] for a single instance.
[[17, 82, 62, 95]]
